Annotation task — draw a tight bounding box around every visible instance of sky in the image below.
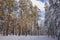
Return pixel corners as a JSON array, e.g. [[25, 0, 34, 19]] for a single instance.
[[30, 0, 45, 11], [39, 0, 45, 2]]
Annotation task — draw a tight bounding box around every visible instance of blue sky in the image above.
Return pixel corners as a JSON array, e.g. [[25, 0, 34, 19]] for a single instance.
[[38, 0, 45, 2], [37, 0, 45, 25], [31, 0, 45, 11]]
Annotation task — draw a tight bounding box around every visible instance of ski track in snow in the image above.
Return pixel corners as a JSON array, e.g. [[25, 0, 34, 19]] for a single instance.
[[0, 35, 57, 40]]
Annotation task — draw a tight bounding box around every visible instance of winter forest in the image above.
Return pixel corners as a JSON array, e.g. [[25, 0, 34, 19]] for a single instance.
[[0, 0, 60, 40], [0, 0, 41, 36]]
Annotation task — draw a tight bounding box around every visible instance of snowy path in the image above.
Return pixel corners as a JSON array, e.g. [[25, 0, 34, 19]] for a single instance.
[[0, 35, 57, 40]]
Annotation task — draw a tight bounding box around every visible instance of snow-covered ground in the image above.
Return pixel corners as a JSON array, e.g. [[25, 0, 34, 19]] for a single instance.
[[0, 35, 57, 40]]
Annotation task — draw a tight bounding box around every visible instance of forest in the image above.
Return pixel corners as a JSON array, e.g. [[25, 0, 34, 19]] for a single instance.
[[0, 0, 41, 36], [0, 0, 60, 40]]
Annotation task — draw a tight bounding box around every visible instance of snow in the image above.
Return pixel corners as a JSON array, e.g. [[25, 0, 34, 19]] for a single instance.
[[0, 35, 57, 40]]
